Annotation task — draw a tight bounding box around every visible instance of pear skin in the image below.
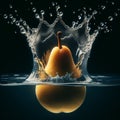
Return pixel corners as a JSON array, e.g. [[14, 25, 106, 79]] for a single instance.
[[45, 45, 81, 77], [35, 85, 86, 113], [35, 31, 86, 113]]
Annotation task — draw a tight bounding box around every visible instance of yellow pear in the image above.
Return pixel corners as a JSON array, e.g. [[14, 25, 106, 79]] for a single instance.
[[35, 31, 86, 113], [45, 31, 81, 77]]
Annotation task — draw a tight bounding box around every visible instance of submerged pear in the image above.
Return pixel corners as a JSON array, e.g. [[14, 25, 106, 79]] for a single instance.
[[35, 31, 86, 113]]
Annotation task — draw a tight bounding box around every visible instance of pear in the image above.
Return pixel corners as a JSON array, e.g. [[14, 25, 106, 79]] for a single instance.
[[35, 31, 86, 113], [45, 31, 81, 77]]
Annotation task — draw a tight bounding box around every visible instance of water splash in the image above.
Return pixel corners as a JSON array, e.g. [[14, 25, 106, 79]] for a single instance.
[[1, 1, 120, 86]]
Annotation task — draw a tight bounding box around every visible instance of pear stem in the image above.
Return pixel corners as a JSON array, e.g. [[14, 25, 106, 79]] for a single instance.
[[57, 31, 62, 49]]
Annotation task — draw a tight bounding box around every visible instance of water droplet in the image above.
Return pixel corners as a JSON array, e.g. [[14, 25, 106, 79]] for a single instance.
[[78, 15, 81, 20], [64, 5, 67, 8], [55, 2, 58, 5], [30, 2, 33, 5], [14, 10, 17, 13], [49, 13, 53, 17], [19, 18, 23, 22], [40, 10, 45, 20], [56, 5, 60, 11], [15, 21, 20, 26], [12, 18, 16, 23], [93, 10, 98, 15], [9, 4, 13, 9], [108, 16, 113, 21], [9, 14, 13, 19], [114, 12, 118, 16], [106, 29, 110, 32], [111, 2, 115, 5], [23, 21, 27, 26], [52, 2, 55, 6], [73, 11, 75, 14], [35, 13, 40, 19], [100, 22, 104, 27], [105, 26, 108, 29], [97, 26, 101, 30], [40, 10, 45, 15], [20, 27, 26, 34], [72, 21, 76, 28], [11, 21, 14, 24], [58, 11, 63, 17], [3, 14, 8, 19], [101, 5, 106, 10], [83, 7, 86, 10], [89, 8, 92, 11], [94, 30, 98, 34], [32, 8, 36, 13]]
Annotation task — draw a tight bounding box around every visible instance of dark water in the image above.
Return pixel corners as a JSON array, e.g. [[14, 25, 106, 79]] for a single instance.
[[0, 79, 120, 120]]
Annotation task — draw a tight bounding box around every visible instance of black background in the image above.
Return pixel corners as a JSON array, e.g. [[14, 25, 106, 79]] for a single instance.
[[0, 0, 120, 120]]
